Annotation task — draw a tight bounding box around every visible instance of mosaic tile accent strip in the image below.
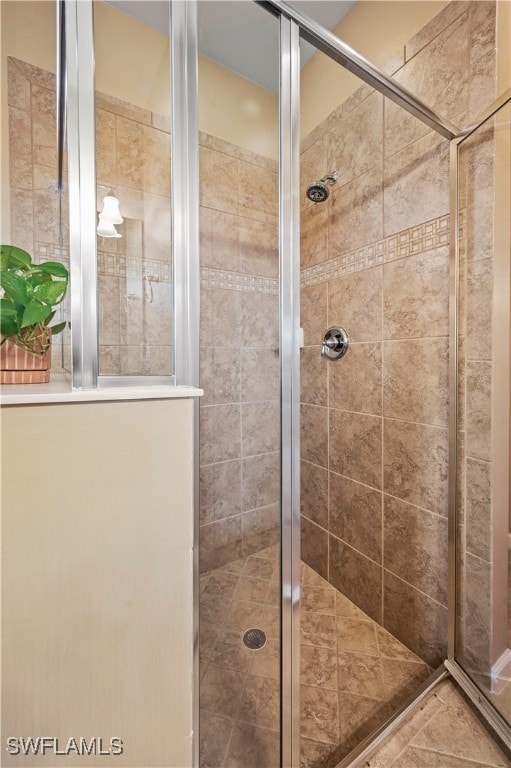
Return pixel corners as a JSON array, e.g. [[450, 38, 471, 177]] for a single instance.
[[97, 252, 172, 282], [201, 267, 278, 295], [35, 242, 69, 262], [301, 214, 450, 287]]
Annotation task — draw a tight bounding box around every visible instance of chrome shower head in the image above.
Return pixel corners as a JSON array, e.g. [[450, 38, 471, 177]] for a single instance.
[[306, 170, 339, 203]]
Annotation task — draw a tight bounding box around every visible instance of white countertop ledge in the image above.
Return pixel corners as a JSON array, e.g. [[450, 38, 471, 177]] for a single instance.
[[0, 379, 203, 405]]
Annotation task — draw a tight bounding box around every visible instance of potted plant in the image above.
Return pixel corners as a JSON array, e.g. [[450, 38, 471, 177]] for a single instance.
[[0, 245, 69, 384]]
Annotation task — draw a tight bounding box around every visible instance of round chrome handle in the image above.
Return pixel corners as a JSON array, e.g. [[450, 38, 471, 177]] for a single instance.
[[321, 327, 349, 361]]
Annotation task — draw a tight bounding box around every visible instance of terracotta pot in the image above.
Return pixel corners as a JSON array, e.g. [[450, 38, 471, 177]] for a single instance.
[[0, 331, 52, 384]]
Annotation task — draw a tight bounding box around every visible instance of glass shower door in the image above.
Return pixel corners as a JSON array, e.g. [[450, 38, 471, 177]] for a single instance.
[[197, 4, 282, 765], [454, 98, 511, 725]]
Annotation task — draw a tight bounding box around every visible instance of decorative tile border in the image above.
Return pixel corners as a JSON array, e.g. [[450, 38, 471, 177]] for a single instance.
[[97, 252, 172, 282], [201, 267, 278, 295], [301, 214, 450, 286], [35, 242, 69, 262]]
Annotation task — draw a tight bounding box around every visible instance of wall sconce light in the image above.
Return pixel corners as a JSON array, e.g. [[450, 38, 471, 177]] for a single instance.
[[97, 192, 123, 238]]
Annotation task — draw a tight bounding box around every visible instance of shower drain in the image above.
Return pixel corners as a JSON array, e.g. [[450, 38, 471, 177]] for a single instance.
[[243, 628, 267, 650]]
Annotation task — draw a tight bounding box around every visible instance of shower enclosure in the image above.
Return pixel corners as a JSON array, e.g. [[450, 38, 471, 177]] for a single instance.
[[8, 0, 508, 764]]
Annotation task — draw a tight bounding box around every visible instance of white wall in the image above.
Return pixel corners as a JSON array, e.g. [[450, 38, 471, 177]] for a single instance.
[[1, 398, 195, 767]]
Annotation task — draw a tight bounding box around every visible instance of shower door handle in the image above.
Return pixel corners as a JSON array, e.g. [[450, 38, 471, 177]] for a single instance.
[[321, 327, 349, 361]]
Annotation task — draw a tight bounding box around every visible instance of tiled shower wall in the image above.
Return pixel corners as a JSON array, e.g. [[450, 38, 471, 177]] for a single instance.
[[198, 134, 280, 572], [7, 57, 69, 373], [299, 0, 497, 668], [7, 56, 173, 377]]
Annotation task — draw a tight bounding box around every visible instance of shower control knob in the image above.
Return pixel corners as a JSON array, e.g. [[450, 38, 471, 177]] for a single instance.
[[321, 327, 349, 361]]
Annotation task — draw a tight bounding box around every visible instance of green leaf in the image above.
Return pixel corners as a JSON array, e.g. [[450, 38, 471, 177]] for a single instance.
[[0, 315, 19, 339], [21, 301, 53, 328], [0, 299, 17, 317], [0, 245, 33, 271], [35, 280, 67, 306], [0, 270, 30, 304], [8, 246, 32, 269], [50, 321, 67, 336], [38, 261, 69, 278]]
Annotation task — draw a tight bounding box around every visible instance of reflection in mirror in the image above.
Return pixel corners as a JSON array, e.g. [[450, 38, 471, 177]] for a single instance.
[[94, 0, 173, 376]]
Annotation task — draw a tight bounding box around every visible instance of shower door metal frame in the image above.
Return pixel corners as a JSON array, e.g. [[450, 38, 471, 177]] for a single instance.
[[62, 0, 198, 391], [279, 15, 301, 768]]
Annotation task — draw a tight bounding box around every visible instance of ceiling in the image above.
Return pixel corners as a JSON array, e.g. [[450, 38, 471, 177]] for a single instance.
[[106, 0, 355, 92]]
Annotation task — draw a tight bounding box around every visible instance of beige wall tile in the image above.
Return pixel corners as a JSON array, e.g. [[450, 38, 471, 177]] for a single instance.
[[96, 90, 151, 125], [463, 552, 491, 661], [329, 165, 383, 256], [301, 460, 329, 529], [383, 338, 448, 426], [302, 283, 328, 346], [328, 92, 383, 187], [328, 267, 383, 342], [9, 106, 32, 189], [142, 124, 170, 196], [240, 292, 278, 348], [465, 361, 492, 462], [200, 404, 241, 465], [301, 404, 329, 468], [301, 202, 328, 269], [383, 571, 447, 667], [405, 1, 471, 61], [200, 347, 240, 406], [116, 116, 144, 189], [33, 164, 60, 244], [469, 1, 496, 63], [242, 401, 279, 457], [386, 12, 470, 158], [242, 453, 279, 512], [384, 133, 449, 236], [241, 504, 279, 557], [10, 188, 34, 253], [238, 161, 277, 224], [119, 345, 172, 375], [466, 257, 493, 361], [240, 347, 279, 402], [142, 192, 171, 262], [465, 458, 491, 562], [329, 472, 382, 563], [200, 287, 241, 347], [383, 248, 449, 339], [329, 536, 382, 623], [199, 206, 239, 271], [329, 342, 382, 415], [200, 517, 243, 572], [330, 410, 382, 489], [239, 216, 277, 277], [469, 50, 497, 121], [98, 275, 120, 345], [301, 346, 328, 407], [31, 85, 56, 168], [200, 460, 242, 525], [301, 517, 328, 581], [96, 108, 117, 185], [7, 59, 30, 110], [200, 146, 238, 214], [384, 495, 448, 605], [384, 419, 448, 516]]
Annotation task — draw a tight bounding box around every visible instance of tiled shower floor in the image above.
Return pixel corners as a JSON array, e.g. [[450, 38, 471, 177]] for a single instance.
[[199, 546, 431, 768]]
